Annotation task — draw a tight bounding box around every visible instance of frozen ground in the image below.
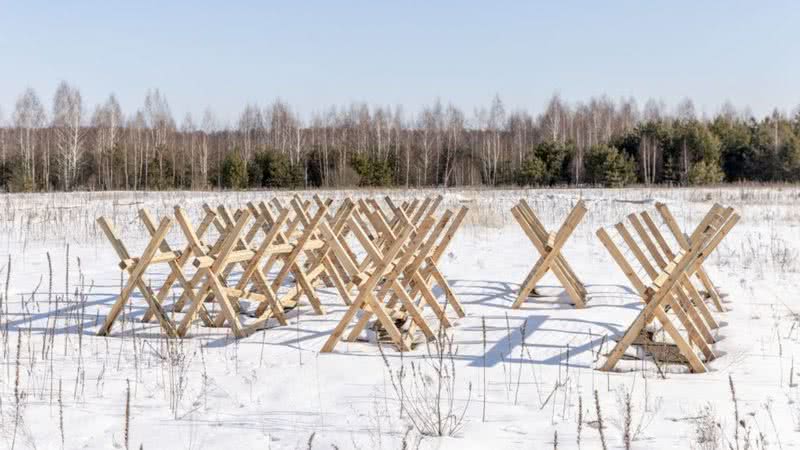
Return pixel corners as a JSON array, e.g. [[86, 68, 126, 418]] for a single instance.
[[1, 186, 799, 449]]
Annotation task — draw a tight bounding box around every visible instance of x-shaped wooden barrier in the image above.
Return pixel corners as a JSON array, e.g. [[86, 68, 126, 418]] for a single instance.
[[298, 196, 360, 302], [209, 206, 298, 333], [596, 203, 740, 372], [168, 204, 240, 315], [179, 200, 330, 337], [311, 196, 468, 352], [405, 205, 469, 318], [346, 204, 455, 340], [359, 196, 467, 316], [174, 207, 255, 337], [353, 210, 446, 344], [96, 215, 179, 337], [204, 205, 292, 322], [96, 195, 468, 344], [656, 202, 727, 312], [319, 210, 428, 352], [258, 199, 329, 315], [510, 199, 588, 309], [608, 213, 718, 360], [366, 199, 468, 317], [624, 209, 721, 332], [248, 197, 337, 318], [138, 208, 215, 327]]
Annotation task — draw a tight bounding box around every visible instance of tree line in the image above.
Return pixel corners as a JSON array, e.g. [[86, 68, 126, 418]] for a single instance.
[[0, 82, 798, 192]]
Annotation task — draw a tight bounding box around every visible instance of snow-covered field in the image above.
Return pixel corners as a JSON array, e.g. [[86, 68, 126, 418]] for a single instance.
[[1, 186, 799, 449]]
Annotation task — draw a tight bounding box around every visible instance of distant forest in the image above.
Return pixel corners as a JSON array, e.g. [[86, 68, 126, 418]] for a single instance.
[[1, 82, 799, 191]]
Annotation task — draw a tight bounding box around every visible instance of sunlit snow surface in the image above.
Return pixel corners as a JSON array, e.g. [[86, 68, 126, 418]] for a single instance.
[[1, 186, 798, 449]]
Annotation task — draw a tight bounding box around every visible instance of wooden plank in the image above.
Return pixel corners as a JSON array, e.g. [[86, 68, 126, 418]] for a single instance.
[[216, 208, 292, 327], [616, 221, 714, 353], [347, 215, 442, 341], [627, 213, 719, 333], [176, 209, 252, 337], [321, 219, 415, 353], [511, 201, 587, 308], [96, 217, 177, 337], [596, 227, 706, 372], [517, 200, 588, 298], [138, 209, 213, 327], [519, 200, 587, 288], [656, 202, 724, 309]]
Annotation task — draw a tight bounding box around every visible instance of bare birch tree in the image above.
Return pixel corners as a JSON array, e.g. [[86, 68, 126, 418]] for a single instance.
[[200, 107, 216, 189], [238, 104, 262, 167], [180, 113, 196, 188], [12, 88, 46, 190], [52, 81, 86, 190], [91, 94, 122, 189]]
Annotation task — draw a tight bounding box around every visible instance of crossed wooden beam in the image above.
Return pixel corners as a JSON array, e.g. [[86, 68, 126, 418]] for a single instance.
[[655, 202, 725, 312], [96, 215, 180, 337], [319, 211, 431, 352], [510, 199, 588, 309], [318, 196, 469, 352], [96, 198, 331, 337], [95, 195, 469, 350], [95, 193, 740, 369], [596, 203, 740, 372], [354, 201, 463, 328], [361, 196, 467, 318]]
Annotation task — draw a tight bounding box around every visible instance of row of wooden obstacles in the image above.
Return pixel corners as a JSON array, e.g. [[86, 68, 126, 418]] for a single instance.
[[511, 199, 739, 373], [97, 195, 469, 352], [98, 192, 739, 372]]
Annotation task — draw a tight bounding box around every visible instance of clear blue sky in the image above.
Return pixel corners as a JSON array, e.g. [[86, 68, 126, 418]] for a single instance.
[[1, 1, 798, 123]]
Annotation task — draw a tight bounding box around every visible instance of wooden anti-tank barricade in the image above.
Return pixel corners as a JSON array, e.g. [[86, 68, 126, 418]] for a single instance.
[[357, 195, 467, 318], [96, 215, 180, 337], [655, 202, 726, 312], [95, 195, 469, 348], [96, 197, 332, 337], [595, 203, 740, 372], [510, 199, 588, 309], [175, 198, 332, 337], [318, 195, 469, 352]]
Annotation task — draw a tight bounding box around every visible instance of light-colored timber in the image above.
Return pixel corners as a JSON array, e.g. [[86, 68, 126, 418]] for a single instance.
[[510, 199, 588, 309]]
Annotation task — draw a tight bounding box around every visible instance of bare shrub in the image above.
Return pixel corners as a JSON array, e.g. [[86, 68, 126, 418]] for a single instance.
[[124, 379, 131, 450], [610, 384, 662, 446], [692, 404, 722, 450], [731, 411, 769, 448], [705, 376, 770, 450], [576, 395, 583, 448], [58, 379, 64, 448], [379, 327, 472, 437], [594, 390, 608, 450], [12, 331, 23, 450], [165, 337, 192, 418]]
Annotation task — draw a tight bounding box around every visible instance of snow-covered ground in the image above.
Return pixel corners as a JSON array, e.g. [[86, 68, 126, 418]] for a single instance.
[[1, 186, 799, 449]]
